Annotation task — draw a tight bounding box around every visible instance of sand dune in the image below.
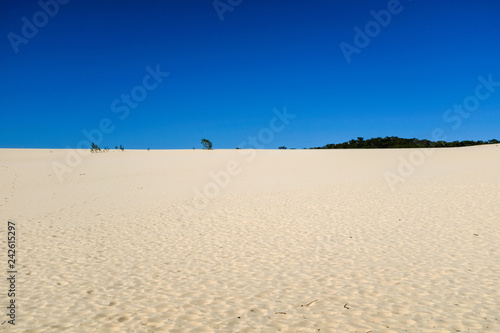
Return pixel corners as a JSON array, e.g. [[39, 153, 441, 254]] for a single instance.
[[1, 146, 499, 332]]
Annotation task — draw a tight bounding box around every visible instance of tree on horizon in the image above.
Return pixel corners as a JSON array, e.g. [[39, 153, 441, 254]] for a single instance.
[[201, 138, 212, 150]]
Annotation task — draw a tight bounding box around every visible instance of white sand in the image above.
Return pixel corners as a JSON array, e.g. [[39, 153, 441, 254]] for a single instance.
[[1, 146, 499, 332]]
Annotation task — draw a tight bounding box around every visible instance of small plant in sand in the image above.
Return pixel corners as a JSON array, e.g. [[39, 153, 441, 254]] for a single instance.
[[201, 138, 212, 150], [90, 142, 101, 153], [90, 143, 111, 153]]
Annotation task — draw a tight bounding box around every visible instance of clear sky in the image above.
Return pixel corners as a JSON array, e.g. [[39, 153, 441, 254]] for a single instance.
[[1, 0, 499, 149]]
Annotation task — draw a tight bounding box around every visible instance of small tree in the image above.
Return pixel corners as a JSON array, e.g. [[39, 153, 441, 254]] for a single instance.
[[279, 146, 287, 149], [120, 145, 124, 151], [90, 142, 101, 153], [201, 139, 212, 150]]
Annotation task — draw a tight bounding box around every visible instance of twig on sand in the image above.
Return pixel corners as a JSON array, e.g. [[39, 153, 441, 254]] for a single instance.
[[301, 299, 318, 307], [344, 303, 350, 309], [275, 312, 287, 315]]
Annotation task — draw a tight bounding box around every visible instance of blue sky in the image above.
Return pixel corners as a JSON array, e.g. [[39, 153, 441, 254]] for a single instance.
[[1, 0, 499, 149]]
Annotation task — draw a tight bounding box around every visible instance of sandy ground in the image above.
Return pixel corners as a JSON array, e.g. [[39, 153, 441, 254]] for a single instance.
[[0, 146, 499, 332]]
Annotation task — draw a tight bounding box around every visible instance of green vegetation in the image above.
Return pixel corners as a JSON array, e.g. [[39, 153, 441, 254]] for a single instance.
[[90, 142, 101, 153], [312, 137, 499, 149], [201, 138, 213, 150], [91, 143, 120, 153]]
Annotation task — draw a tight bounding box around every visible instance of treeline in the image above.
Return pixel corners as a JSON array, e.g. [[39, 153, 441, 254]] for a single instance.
[[312, 137, 499, 149]]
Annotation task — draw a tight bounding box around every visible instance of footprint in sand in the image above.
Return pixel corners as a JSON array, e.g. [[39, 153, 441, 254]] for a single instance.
[[0, 165, 17, 205], [117, 316, 130, 322]]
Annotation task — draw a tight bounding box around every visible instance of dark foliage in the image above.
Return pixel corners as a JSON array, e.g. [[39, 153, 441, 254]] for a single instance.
[[90, 142, 101, 153], [312, 137, 499, 149], [201, 138, 213, 150]]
